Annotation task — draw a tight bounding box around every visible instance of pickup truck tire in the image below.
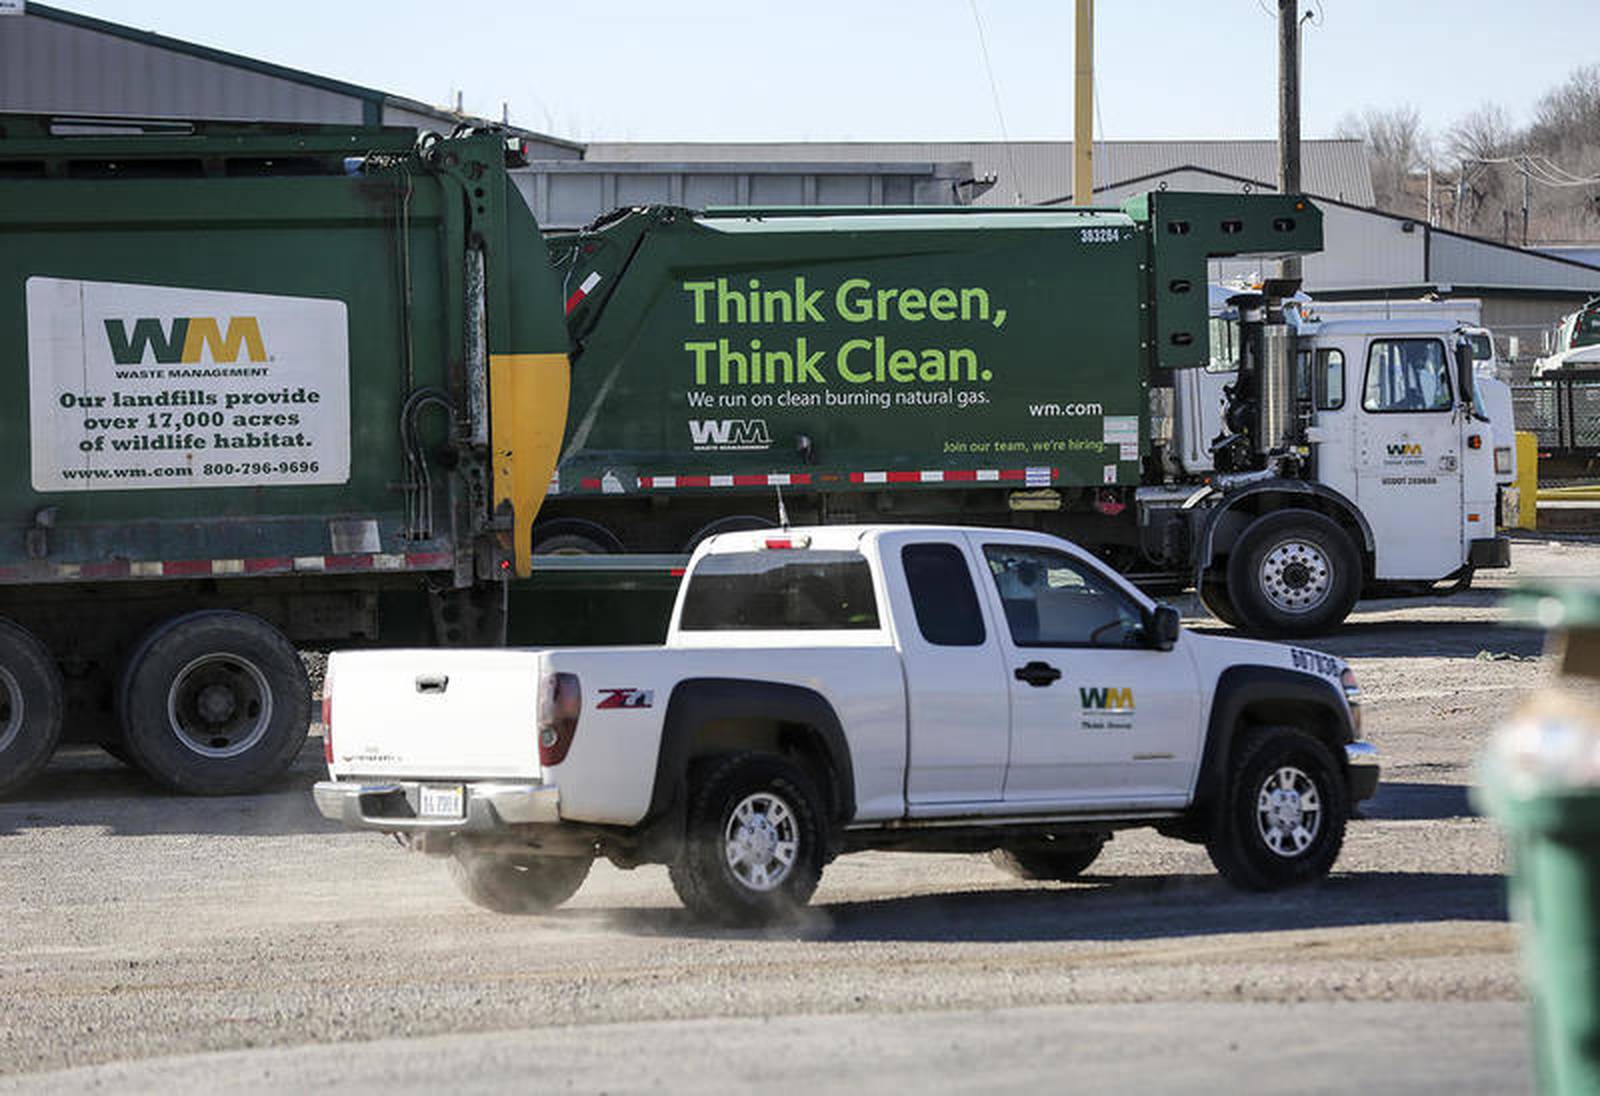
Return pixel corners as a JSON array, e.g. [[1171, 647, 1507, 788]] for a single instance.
[[1205, 726, 1348, 891], [669, 752, 825, 925], [1226, 512, 1360, 638], [118, 611, 311, 796], [989, 837, 1106, 881], [0, 618, 64, 799], [447, 847, 592, 914]]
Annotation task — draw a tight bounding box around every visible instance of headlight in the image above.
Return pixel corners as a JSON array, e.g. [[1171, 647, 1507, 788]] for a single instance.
[[1494, 446, 1513, 475], [1340, 667, 1363, 738]]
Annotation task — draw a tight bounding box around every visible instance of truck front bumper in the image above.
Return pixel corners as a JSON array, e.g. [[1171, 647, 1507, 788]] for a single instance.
[[1345, 742, 1380, 802], [313, 779, 561, 832], [1469, 536, 1512, 568]]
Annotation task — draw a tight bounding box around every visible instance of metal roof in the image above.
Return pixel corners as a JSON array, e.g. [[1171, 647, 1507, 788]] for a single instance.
[[9, 3, 584, 151], [583, 139, 1375, 207]]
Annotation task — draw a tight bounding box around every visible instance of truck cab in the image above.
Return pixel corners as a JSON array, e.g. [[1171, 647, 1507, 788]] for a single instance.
[[1167, 292, 1509, 635]]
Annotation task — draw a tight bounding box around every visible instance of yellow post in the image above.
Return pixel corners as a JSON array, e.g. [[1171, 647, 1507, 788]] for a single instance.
[[1073, 0, 1094, 206], [1516, 429, 1539, 531], [489, 353, 571, 576]]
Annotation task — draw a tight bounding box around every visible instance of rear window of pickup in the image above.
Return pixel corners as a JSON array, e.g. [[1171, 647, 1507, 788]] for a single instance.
[[678, 550, 880, 630]]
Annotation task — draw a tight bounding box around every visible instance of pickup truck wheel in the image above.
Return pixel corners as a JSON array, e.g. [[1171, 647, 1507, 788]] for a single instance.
[[447, 848, 592, 914], [989, 837, 1106, 881], [0, 619, 64, 799], [1226, 512, 1359, 638], [669, 752, 825, 926], [118, 611, 310, 796], [1206, 727, 1348, 891]]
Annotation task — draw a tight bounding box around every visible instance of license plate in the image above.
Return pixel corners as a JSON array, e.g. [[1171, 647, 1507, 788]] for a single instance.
[[419, 784, 465, 818]]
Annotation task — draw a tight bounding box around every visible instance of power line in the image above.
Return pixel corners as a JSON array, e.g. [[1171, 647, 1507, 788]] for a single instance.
[[967, 0, 1024, 203]]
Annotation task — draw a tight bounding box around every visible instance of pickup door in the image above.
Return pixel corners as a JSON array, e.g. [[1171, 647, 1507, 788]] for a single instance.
[[876, 529, 1204, 813]]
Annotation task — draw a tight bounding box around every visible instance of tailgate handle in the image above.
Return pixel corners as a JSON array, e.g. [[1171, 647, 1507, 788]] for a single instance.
[[415, 674, 449, 694]]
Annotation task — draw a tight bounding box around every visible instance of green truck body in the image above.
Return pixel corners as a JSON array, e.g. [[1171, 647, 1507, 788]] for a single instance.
[[539, 195, 1320, 554], [0, 114, 570, 793]]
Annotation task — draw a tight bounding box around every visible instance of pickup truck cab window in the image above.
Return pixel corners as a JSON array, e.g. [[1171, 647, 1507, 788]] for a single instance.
[[1363, 338, 1452, 413], [678, 550, 880, 630], [981, 544, 1144, 648], [901, 542, 985, 646]]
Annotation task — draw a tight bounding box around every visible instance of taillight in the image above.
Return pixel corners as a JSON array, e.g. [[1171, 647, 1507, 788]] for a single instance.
[[538, 671, 582, 767], [321, 691, 334, 765]]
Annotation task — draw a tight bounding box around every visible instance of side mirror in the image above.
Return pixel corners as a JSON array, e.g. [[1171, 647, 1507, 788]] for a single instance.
[[1145, 603, 1182, 650], [1455, 337, 1481, 418]]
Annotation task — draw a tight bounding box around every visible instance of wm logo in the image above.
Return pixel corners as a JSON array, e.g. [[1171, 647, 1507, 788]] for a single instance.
[[1080, 686, 1135, 713], [688, 418, 771, 449], [1386, 442, 1422, 457], [104, 316, 266, 366]]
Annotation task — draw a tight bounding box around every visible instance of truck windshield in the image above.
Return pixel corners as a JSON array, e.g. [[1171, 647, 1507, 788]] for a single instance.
[[678, 551, 880, 630]]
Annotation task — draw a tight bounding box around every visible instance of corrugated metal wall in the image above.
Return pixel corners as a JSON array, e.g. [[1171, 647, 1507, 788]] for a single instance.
[[1, 13, 363, 123], [514, 163, 967, 230]]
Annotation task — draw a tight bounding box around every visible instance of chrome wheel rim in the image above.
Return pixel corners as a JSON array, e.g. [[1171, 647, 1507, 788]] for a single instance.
[[1256, 764, 1323, 857], [723, 790, 799, 892], [0, 666, 24, 755], [166, 653, 272, 759], [1258, 538, 1333, 614]]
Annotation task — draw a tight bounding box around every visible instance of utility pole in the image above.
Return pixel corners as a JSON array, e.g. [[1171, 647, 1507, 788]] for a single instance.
[[1522, 157, 1531, 246], [1073, 0, 1094, 206], [1277, 0, 1302, 281]]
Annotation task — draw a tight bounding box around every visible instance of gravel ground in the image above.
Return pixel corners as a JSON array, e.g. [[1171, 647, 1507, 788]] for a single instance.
[[0, 533, 1589, 1092]]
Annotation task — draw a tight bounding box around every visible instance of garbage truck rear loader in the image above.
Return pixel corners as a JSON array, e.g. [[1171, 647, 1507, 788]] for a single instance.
[[0, 115, 569, 795], [537, 194, 1510, 637]]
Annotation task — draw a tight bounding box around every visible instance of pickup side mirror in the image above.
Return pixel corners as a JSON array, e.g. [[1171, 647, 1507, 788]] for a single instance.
[[1145, 603, 1182, 650]]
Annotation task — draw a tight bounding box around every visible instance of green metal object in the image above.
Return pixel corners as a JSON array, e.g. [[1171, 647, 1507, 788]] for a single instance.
[[1480, 583, 1600, 1092], [0, 113, 569, 585], [549, 192, 1320, 497]]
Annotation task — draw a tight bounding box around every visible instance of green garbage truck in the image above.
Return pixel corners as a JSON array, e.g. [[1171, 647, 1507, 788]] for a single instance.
[[0, 114, 570, 795], [534, 198, 1511, 635]]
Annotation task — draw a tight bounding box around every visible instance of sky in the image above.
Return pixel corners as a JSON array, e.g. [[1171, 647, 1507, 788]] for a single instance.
[[36, 0, 1600, 144]]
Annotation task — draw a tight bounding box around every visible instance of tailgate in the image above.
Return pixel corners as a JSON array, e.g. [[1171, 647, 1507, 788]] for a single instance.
[[325, 648, 541, 780]]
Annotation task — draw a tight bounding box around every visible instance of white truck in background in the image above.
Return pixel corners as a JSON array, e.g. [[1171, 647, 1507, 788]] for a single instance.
[[314, 524, 1377, 925]]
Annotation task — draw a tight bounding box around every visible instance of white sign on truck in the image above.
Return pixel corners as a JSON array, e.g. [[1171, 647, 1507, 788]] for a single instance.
[[25, 278, 350, 491]]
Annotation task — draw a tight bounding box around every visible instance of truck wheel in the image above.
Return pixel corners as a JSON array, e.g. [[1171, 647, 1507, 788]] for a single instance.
[[668, 752, 826, 925], [1226, 511, 1359, 638], [448, 847, 592, 914], [989, 836, 1107, 881], [533, 518, 623, 556], [683, 515, 775, 553], [1198, 575, 1246, 629], [118, 611, 311, 796], [0, 619, 63, 799], [1205, 727, 1348, 891]]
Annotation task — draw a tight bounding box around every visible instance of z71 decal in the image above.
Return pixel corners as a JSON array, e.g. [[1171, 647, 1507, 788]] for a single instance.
[[596, 688, 655, 710]]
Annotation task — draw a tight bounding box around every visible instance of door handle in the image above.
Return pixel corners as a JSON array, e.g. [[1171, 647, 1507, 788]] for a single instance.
[[415, 674, 449, 694], [1014, 661, 1062, 687]]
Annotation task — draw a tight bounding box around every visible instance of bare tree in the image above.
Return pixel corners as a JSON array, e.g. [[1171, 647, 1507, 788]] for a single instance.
[[1336, 105, 1431, 215]]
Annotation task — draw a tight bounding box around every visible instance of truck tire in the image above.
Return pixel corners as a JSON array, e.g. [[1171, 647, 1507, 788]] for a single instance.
[[533, 518, 623, 556], [447, 847, 592, 914], [989, 836, 1107, 881], [118, 611, 311, 796], [684, 515, 775, 553], [0, 619, 63, 799], [1205, 726, 1348, 891], [1198, 576, 1246, 629], [1226, 511, 1359, 638], [669, 751, 826, 925]]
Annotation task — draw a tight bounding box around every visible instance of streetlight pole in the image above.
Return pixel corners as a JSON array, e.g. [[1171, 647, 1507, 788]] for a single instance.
[[1278, 0, 1302, 281]]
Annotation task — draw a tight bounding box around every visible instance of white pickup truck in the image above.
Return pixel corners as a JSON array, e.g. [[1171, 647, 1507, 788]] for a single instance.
[[315, 525, 1378, 924]]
